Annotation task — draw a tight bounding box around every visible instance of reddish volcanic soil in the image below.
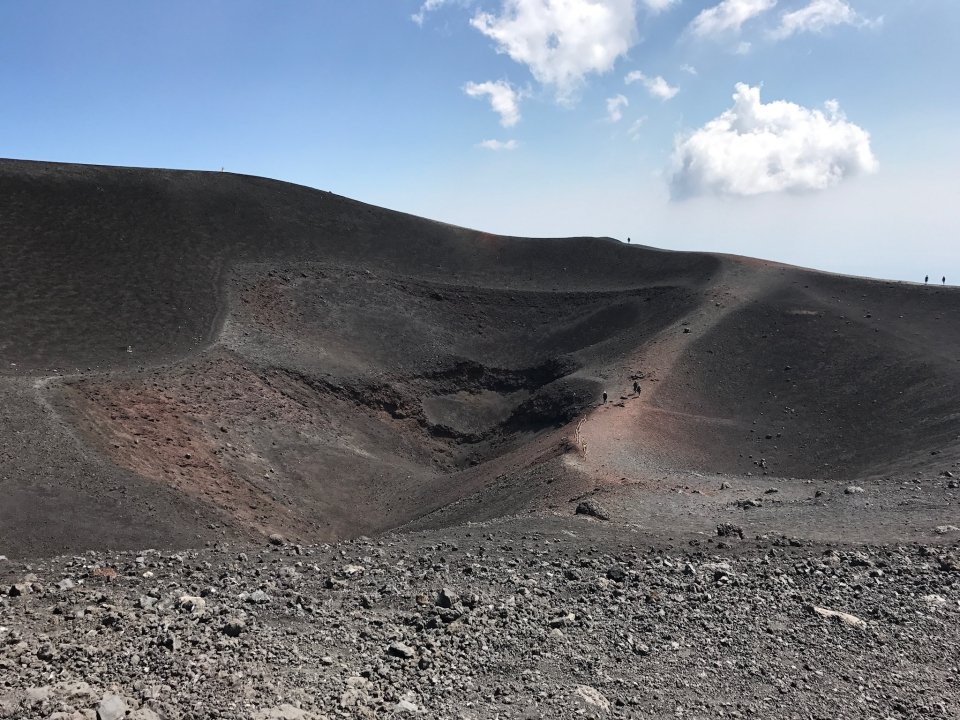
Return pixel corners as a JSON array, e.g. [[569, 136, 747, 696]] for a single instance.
[[1, 159, 959, 558]]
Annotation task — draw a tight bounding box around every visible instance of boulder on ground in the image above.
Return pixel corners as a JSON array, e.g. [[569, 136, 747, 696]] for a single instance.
[[809, 605, 867, 628], [575, 500, 610, 521], [97, 694, 128, 720]]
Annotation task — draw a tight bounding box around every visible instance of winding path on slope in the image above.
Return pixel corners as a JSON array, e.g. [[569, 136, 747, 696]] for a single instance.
[[573, 257, 785, 485]]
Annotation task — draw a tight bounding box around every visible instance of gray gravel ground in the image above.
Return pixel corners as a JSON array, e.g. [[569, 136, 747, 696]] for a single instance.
[[2, 515, 959, 719]]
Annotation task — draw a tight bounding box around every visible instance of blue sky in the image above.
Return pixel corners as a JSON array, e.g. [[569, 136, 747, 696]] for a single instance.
[[2, 1, 958, 282]]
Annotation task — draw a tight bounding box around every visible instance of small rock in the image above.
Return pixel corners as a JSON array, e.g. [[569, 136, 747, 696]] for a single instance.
[[222, 618, 246, 637], [157, 632, 179, 652], [939, 554, 960, 573], [388, 641, 416, 659], [268, 533, 285, 546], [8, 583, 30, 597], [341, 564, 364, 577], [25, 686, 52, 705], [935, 525, 959, 535], [57, 579, 75, 591], [574, 685, 611, 714], [606, 566, 626, 583], [575, 499, 610, 521], [810, 605, 867, 628], [246, 590, 271, 604], [340, 677, 372, 709], [717, 523, 744, 539], [176, 595, 207, 616], [97, 694, 128, 720], [845, 486, 865, 495], [436, 588, 459, 608], [137, 596, 157, 610]]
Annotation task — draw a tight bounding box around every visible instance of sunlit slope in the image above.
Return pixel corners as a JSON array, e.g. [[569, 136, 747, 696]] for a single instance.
[[0, 158, 957, 557], [647, 270, 960, 480], [0, 159, 715, 372]]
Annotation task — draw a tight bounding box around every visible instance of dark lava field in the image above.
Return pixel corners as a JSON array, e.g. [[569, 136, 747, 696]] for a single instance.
[[0, 159, 958, 719]]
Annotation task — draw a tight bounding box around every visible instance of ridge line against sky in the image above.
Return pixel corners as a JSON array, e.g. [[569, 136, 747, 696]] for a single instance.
[[1, 1, 958, 282]]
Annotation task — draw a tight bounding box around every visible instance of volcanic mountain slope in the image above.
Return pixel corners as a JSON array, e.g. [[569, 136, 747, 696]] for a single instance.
[[1, 159, 958, 558]]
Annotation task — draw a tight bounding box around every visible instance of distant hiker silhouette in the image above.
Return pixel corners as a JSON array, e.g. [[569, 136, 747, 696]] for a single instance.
[[627, 237, 631, 244], [943, 276, 947, 285], [925, 275, 929, 284], [602, 391, 608, 404]]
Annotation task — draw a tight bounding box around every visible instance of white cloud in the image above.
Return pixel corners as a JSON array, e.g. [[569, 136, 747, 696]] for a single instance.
[[770, 0, 878, 40], [688, 0, 776, 38], [625, 70, 679, 100], [643, 0, 679, 12], [734, 40, 752, 54], [477, 139, 519, 151], [470, 0, 639, 103], [606, 94, 629, 122], [412, 0, 447, 25], [464, 80, 522, 127], [668, 83, 878, 199], [680, 63, 698, 75], [628, 116, 647, 140]]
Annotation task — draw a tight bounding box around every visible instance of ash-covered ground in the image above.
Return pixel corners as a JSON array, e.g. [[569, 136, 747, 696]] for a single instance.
[[3, 516, 959, 719], [1, 159, 959, 718]]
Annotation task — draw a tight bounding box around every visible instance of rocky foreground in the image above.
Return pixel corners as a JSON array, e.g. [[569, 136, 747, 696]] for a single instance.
[[1, 515, 959, 720]]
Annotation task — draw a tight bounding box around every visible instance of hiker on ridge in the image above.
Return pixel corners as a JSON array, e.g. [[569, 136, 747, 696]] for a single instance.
[[943, 276, 947, 285], [925, 275, 929, 284], [602, 391, 608, 404]]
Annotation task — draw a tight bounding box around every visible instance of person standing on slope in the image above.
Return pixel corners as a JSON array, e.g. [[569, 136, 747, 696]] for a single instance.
[[943, 276, 947, 285], [925, 275, 929, 284]]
